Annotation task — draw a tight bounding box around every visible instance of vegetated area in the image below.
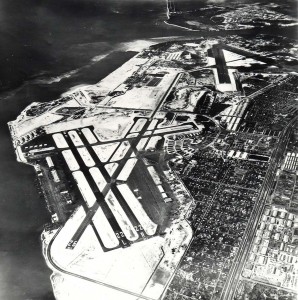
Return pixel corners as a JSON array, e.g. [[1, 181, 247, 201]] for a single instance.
[[235, 281, 297, 300], [242, 75, 298, 133], [167, 2, 297, 31], [164, 144, 264, 299]]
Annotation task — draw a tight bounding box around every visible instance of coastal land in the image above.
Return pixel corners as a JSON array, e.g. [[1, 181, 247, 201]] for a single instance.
[[8, 35, 298, 300]]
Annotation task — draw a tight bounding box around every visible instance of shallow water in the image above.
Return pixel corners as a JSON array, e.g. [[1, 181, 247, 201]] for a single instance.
[[0, 0, 297, 299]]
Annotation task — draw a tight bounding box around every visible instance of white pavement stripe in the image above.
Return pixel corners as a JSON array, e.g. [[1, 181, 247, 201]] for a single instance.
[[92, 207, 119, 249], [131, 118, 147, 133], [62, 149, 80, 171], [89, 167, 107, 192], [52, 133, 69, 148], [81, 128, 98, 144], [110, 141, 130, 162], [68, 130, 84, 146], [72, 171, 96, 208], [77, 147, 95, 167], [92, 143, 120, 163], [118, 184, 157, 236], [105, 191, 138, 242], [117, 158, 138, 181], [105, 162, 118, 176], [136, 138, 149, 151]]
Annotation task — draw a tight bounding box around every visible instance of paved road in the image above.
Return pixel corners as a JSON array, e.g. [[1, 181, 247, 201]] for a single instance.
[[220, 115, 297, 300], [46, 229, 156, 300], [44, 70, 196, 299], [44, 64, 247, 298], [55, 72, 189, 249], [68, 118, 151, 247]]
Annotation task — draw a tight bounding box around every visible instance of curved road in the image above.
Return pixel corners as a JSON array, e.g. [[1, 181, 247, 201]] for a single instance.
[[45, 228, 157, 300]]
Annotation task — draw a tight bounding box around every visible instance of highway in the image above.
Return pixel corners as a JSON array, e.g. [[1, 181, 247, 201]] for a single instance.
[[246, 75, 286, 101], [159, 162, 234, 300], [220, 115, 297, 300]]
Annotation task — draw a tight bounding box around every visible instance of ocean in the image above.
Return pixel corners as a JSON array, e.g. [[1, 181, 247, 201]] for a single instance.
[[0, 1, 181, 299], [0, 0, 297, 299]]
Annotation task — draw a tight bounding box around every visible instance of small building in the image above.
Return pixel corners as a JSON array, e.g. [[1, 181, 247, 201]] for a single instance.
[[287, 220, 292, 228], [274, 233, 280, 241], [51, 169, 60, 183], [261, 246, 268, 255], [46, 156, 54, 168], [164, 198, 172, 203], [258, 256, 265, 265], [51, 213, 59, 223]]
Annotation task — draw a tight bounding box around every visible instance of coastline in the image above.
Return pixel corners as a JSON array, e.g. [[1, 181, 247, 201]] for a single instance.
[[2, 0, 298, 297], [0, 39, 159, 101], [10, 43, 196, 300], [164, 20, 201, 32], [1, 48, 142, 300], [164, 19, 298, 36]]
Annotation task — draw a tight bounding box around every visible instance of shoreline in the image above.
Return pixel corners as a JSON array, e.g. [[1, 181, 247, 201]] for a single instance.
[[164, 20, 201, 32], [10, 42, 195, 300], [164, 19, 298, 39], [0, 39, 161, 100]]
